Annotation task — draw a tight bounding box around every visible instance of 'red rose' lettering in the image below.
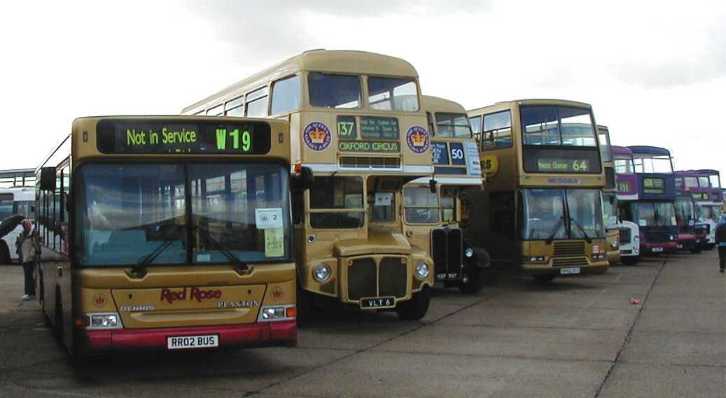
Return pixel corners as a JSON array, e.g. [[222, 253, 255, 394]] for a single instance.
[[190, 287, 222, 302], [160, 288, 187, 304]]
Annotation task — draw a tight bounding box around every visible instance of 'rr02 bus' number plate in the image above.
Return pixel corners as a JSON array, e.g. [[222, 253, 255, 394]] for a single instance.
[[167, 335, 219, 350], [360, 296, 396, 309]]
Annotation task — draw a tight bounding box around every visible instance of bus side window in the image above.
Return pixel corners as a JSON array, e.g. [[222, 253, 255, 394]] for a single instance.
[[426, 112, 435, 136], [270, 75, 301, 115], [469, 116, 482, 143], [482, 111, 512, 149], [245, 86, 269, 117]]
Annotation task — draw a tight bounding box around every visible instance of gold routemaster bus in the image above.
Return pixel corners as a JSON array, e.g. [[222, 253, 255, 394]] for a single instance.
[[182, 50, 435, 319], [35, 116, 299, 360], [403, 95, 487, 293], [466, 99, 609, 281]]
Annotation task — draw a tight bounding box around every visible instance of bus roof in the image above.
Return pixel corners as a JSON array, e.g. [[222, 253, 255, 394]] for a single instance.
[[421, 95, 466, 114], [468, 98, 592, 115], [183, 49, 419, 114], [627, 145, 671, 157], [675, 169, 720, 177], [611, 145, 633, 156]]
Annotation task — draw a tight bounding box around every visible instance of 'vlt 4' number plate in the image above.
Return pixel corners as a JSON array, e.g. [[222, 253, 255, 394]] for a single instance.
[[360, 296, 396, 309]]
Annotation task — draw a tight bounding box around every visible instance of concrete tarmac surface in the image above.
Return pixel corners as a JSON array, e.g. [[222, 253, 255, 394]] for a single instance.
[[0, 251, 724, 397]]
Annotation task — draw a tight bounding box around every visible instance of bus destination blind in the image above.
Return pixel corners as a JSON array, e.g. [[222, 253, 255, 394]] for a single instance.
[[97, 119, 271, 154]]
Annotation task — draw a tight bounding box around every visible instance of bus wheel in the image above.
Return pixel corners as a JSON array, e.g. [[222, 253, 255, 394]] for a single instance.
[[0, 241, 10, 265], [459, 267, 485, 294], [396, 286, 430, 321], [689, 245, 702, 254], [53, 294, 63, 341], [621, 256, 639, 266], [534, 274, 556, 283]]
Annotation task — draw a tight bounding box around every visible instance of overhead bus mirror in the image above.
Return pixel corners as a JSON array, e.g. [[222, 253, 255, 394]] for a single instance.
[[40, 167, 56, 191], [429, 179, 437, 194], [291, 166, 314, 190], [64, 192, 71, 213]]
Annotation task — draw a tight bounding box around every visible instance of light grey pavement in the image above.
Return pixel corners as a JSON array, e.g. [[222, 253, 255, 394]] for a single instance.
[[0, 251, 724, 397]]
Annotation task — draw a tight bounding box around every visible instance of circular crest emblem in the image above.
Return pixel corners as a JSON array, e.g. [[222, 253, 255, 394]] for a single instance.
[[406, 126, 430, 154], [303, 122, 332, 151]]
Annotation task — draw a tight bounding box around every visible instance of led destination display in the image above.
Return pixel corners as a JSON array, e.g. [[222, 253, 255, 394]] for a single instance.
[[97, 119, 271, 154]]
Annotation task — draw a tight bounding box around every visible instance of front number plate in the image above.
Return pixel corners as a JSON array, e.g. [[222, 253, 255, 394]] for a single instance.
[[560, 267, 581, 275], [652, 247, 664, 253], [167, 335, 219, 350], [360, 296, 396, 309]]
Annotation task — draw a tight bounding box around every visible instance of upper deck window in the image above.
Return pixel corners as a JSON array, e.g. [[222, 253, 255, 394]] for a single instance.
[[614, 159, 634, 174], [270, 75, 301, 115], [710, 175, 721, 188], [469, 116, 482, 135], [633, 156, 672, 174], [598, 131, 612, 162], [245, 86, 269, 117], [521, 106, 596, 147], [308, 72, 361, 109], [435, 113, 471, 138], [207, 104, 224, 117], [482, 111, 512, 149], [698, 176, 710, 188], [684, 177, 698, 189], [225, 96, 244, 116], [368, 77, 419, 112]]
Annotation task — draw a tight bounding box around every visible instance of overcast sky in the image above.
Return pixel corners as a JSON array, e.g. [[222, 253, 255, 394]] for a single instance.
[[2, 0, 725, 175]]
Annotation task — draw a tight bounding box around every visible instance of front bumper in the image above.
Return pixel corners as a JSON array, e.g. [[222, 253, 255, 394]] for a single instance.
[[80, 321, 297, 352], [641, 241, 678, 254]]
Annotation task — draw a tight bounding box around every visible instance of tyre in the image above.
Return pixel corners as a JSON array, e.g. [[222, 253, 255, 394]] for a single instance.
[[459, 266, 485, 294], [534, 274, 556, 283], [689, 245, 702, 254], [705, 243, 716, 251], [296, 288, 315, 326], [0, 240, 10, 265], [621, 256, 639, 266], [396, 286, 431, 321]]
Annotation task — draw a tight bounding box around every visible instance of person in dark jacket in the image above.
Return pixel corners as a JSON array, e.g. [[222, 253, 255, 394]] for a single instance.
[[716, 216, 726, 273], [16, 220, 38, 300]]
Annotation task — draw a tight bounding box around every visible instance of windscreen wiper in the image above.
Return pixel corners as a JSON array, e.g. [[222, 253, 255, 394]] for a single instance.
[[569, 217, 592, 243], [194, 224, 249, 271], [545, 216, 565, 245], [134, 239, 176, 277]]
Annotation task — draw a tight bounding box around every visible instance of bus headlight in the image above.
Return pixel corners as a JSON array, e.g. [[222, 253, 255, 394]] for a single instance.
[[464, 247, 474, 258], [312, 264, 332, 283], [415, 262, 430, 280], [86, 313, 122, 329], [258, 305, 297, 322]]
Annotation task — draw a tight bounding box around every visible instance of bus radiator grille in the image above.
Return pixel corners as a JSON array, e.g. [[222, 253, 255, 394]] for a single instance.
[[552, 257, 588, 267], [553, 241, 585, 257], [618, 228, 631, 244], [348, 258, 377, 300], [379, 258, 407, 298], [347, 257, 408, 301], [431, 228, 463, 279]]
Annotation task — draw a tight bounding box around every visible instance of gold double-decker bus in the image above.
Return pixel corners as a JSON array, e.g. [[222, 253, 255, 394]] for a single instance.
[[597, 125, 621, 264], [466, 99, 609, 281], [403, 95, 487, 293], [35, 116, 298, 360], [183, 50, 435, 319]]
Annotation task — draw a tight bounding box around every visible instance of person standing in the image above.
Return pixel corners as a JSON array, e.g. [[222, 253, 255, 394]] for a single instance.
[[716, 215, 726, 273], [16, 219, 38, 300]]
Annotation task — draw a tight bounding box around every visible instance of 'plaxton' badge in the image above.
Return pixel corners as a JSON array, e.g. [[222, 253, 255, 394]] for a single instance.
[[406, 126, 430, 154], [303, 122, 332, 151]]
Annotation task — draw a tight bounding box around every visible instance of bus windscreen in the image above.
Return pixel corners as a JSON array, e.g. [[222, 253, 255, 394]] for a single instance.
[[97, 119, 271, 155]]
